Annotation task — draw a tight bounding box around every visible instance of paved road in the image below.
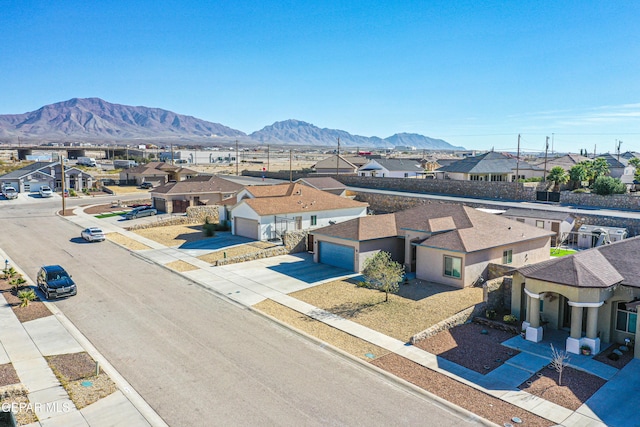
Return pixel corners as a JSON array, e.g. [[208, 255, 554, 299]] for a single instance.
[[0, 200, 480, 426]]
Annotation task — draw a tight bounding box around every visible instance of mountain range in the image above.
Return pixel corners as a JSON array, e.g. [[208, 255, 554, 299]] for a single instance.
[[0, 98, 464, 150]]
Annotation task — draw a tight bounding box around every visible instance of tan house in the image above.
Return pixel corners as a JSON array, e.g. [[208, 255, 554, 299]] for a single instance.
[[231, 182, 368, 241], [311, 204, 553, 284], [512, 236, 640, 357], [151, 175, 244, 214], [436, 151, 544, 181], [119, 162, 198, 187], [312, 155, 365, 174]]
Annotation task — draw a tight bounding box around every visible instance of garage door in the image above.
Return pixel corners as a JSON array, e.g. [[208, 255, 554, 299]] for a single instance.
[[319, 241, 355, 271], [26, 180, 49, 192], [235, 217, 259, 240]]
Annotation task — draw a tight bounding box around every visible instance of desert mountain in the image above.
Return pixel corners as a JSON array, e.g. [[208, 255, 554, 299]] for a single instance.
[[0, 98, 464, 149], [0, 98, 246, 140]]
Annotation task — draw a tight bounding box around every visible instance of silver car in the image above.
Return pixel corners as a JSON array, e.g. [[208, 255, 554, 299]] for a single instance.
[[124, 205, 157, 220], [39, 185, 53, 198], [81, 227, 106, 242]]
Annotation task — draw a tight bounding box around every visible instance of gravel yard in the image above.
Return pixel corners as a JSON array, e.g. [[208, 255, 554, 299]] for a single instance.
[[519, 366, 606, 411], [0, 364, 19, 387], [197, 241, 278, 264], [0, 283, 52, 323], [414, 322, 519, 373], [107, 233, 152, 250], [593, 342, 635, 369], [47, 352, 117, 409], [165, 260, 200, 272], [372, 354, 553, 427], [133, 224, 205, 247], [290, 279, 483, 342], [0, 387, 37, 425], [254, 300, 390, 361]]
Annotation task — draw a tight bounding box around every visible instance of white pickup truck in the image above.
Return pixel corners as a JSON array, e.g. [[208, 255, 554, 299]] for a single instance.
[[2, 185, 18, 200]]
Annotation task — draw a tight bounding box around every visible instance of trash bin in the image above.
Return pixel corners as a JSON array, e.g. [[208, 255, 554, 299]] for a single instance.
[[0, 410, 17, 427]]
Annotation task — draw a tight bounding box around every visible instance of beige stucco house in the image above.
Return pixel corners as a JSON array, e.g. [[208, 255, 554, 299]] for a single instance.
[[511, 236, 640, 357], [119, 162, 198, 186], [436, 151, 544, 181], [150, 175, 244, 214], [311, 204, 553, 285]]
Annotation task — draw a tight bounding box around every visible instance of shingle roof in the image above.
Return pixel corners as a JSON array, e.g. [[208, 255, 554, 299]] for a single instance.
[[437, 152, 541, 174], [502, 208, 574, 222], [533, 154, 590, 170], [151, 175, 244, 195], [312, 155, 358, 170], [239, 183, 368, 216], [125, 161, 197, 176], [295, 177, 346, 191], [311, 203, 554, 252], [0, 161, 57, 179], [597, 153, 628, 168], [360, 158, 422, 172]]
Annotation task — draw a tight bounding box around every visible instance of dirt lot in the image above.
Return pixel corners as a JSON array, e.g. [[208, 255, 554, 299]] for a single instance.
[[106, 233, 152, 251], [289, 278, 483, 342], [133, 224, 205, 247]]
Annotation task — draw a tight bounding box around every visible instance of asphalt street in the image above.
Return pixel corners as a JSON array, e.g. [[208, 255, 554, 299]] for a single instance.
[[0, 195, 479, 426]]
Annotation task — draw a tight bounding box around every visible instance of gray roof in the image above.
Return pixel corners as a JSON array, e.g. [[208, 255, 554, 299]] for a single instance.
[[519, 236, 640, 289], [296, 177, 346, 190], [502, 208, 574, 222], [597, 153, 628, 168], [0, 161, 58, 179], [151, 175, 244, 195], [436, 152, 541, 174], [360, 158, 422, 172]]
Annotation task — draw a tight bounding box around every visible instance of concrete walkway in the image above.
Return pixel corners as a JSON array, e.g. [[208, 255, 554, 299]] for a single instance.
[[0, 248, 166, 427], [64, 204, 636, 426]]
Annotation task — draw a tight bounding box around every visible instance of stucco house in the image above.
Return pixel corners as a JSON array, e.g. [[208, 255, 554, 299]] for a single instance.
[[436, 151, 544, 181], [151, 175, 244, 214], [358, 158, 423, 178], [512, 236, 640, 357], [532, 153, 590, 173], [311, 204, 553, 285], [295, 177, 347, 196], [501, 208, 575, 247], [230, 182, 368, 241], [0, 161, 94, 194], [312, 155, 362, 174], [119, 162, 198, 186]]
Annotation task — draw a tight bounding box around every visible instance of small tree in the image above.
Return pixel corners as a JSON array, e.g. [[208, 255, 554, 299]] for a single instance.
[[550, 344, 570, 386], [362, 251, 404, 302], [202, 217, 216, 237], [546, 166, 569, 192], [17, 289, 36, 307], [568, 164, 589, 190]]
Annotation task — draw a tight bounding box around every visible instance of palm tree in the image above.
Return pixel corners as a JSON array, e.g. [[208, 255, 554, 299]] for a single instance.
[[547, 166, 569, 192], [569, 164, 589, 189], [590, 158, 610, 183]]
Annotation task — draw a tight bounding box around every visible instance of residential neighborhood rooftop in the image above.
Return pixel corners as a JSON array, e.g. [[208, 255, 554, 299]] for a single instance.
[[151, 175, 244, 194], [502, 208, 575, 221]]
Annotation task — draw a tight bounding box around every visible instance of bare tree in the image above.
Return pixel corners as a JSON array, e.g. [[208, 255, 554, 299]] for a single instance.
[[550, 344, 570, 386], [362, 251, 404, 302]]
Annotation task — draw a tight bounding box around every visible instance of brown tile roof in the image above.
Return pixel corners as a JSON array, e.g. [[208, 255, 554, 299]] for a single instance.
[[311, 203, 554, 251], [312, 214, 397, 241], [240, 183, 368, 216], [151, 175, 244, 195], [518, 236, 640, 288]]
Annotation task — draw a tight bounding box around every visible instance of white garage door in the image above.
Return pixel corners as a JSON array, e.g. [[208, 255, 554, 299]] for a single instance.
[[235, 217, 259, 240], [319, 241, 355, 271], [26, 180, 49, 192]]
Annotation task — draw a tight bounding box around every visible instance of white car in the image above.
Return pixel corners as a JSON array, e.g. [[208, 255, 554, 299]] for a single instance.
[[39, 185, 53, 198], [81, 227, 106, 242]]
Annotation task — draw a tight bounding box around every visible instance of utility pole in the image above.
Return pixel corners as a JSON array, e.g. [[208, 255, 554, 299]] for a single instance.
[[593, 144, 596, 158], [289, 149, 293, 182], [170, 144, 174, 165], [267, 145, 270, 172], [551, 133, 554, 155], [543, 136, 549, 183], [60, 152, 66, 215], [515, 134, 521, 197], [617, 140, 623, 162], [336, 137, 340, 175], [235, 140, 239, 176]]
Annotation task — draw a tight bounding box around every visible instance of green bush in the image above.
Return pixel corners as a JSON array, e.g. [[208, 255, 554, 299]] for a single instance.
[[68, 189, 77, 197], [17, 289, 36, 307], [572, 188, 587, 193], [486, 309, 497, 319], [503, 314, 517, 324], [202, 217, 216, 237], [592, 176, 627, 195]]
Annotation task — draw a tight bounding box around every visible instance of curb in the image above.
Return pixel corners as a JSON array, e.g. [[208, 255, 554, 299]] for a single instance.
[[0, 248, 168, 427]]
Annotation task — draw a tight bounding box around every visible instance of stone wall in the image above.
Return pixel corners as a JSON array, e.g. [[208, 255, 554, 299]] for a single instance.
[[483, 276, 512, 313], [124, 215, 199, 231], [282, 230, 308, 253], [186, 206, 220, 223], [410, 302, 487, 344], [487, 263, 517, 280], [214, 246, 288, 266], [561, 191, 640, 210]]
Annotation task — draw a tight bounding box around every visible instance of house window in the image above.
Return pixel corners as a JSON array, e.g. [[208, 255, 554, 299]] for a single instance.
[[536, 220, 545, 228], [502, 249, 513, 264], [404, 173, 409, 178], [516, 218, 525, 223], [311, 215, 317, 226], [443, 256, 462, 279], [616, 302, 637, 334], [470, 175, 482, 181]]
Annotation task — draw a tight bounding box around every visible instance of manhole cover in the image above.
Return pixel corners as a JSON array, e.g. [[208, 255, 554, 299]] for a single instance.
[[81, 381, 93, 387], [365, 353, 375, 359]]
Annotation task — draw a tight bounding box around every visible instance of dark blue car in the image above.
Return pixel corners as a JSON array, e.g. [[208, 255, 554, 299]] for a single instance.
[[37, 265, 77, 299]]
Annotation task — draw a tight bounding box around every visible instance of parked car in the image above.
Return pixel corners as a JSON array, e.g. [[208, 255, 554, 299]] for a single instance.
[[39, 185, 53, 198], [37, 265, 77, 299], [139, 182, 153, 189], [2, 185, 18, 200], [81, 227, 105, 242], [124, 205, 158, 219]]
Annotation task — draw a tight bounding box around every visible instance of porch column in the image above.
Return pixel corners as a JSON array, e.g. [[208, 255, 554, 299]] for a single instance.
[[524, 288, 542, 342], [570, 305, 583, 339], [586, 306, 599, 339], [566, 301, 603, 355]]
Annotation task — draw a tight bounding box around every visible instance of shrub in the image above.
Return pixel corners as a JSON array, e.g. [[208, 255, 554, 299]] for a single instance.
[[503, 314, 517, 324], [202, 217, 216, 237], [17, 289, 36, 307], [69, 189, 77, 197], [592, 176, 627, 195], [572, 188, 587, 193], [486, 309, 497, 320]]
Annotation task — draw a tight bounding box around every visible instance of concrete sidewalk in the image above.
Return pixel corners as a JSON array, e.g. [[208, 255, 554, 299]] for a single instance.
[[67, 204, 624, 426], [0, 249, 166, 427]]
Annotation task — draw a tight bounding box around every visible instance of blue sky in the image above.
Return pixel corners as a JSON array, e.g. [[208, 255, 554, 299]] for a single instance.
[[1, 1, 639, 153]]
